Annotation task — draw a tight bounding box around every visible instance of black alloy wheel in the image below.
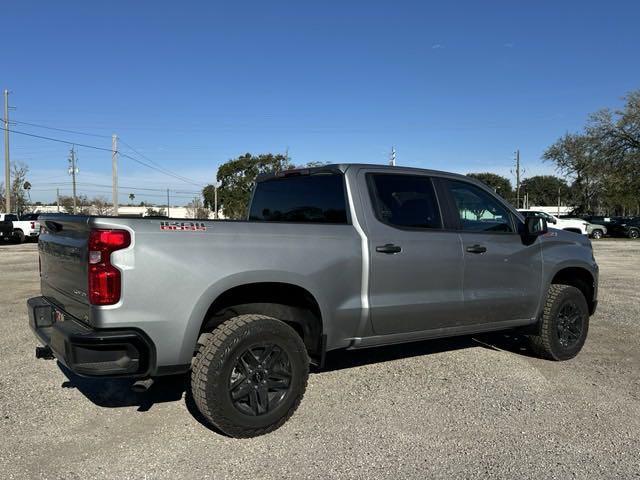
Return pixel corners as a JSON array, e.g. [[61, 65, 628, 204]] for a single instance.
[[228, 344, 292, 416], [556, 301, 583, 349]]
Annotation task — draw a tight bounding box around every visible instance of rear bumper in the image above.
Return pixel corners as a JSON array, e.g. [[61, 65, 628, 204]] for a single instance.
[[27, 296, 155, 377]]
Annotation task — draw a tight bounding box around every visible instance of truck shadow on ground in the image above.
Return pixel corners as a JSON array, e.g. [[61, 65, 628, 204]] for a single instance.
[[58, 363, 224, 434], [57, 331, 533, 431]]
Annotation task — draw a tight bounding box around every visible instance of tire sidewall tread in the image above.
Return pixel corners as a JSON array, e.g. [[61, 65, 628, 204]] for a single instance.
[[529, 284, 589, 361], [191, 314, 309, 438]]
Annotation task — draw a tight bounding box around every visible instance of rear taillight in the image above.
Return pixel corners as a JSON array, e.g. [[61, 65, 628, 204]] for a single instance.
[[30, 221, 35, 229], [88, 229, 131, 305]]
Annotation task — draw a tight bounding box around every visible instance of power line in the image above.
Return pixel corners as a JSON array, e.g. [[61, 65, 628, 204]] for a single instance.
[[9, 119, 111, 138], [1, 125, 114, 152], [119, 151, 204, 188], [34, 181, 200, 194], [118, 138, 204, 187], [1, 124, 206, 188]]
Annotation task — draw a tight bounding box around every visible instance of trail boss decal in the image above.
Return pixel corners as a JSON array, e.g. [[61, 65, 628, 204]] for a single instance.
[[160, 221, 207, 231]]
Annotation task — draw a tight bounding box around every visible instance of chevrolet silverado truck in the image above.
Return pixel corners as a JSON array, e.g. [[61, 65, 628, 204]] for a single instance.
[[28, 164, 599, 437]]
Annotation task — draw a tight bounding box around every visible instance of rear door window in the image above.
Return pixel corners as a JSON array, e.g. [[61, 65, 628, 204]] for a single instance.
[[367, 173, 442, 229], [249, 173, 348, 223]]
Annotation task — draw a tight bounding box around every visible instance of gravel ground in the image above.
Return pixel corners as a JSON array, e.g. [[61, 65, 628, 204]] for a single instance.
[[1, 240, 639, 479]]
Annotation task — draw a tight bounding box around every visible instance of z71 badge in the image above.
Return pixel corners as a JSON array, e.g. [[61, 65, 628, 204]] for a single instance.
[[160, 221, 207, 231]]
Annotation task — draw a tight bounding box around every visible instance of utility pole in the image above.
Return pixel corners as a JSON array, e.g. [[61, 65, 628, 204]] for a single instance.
[[557, 186, 561, 216], [112, 134, 118, 216], [214, 184, 218, 219], [56, 188, 60, 212], [389, 146, 396, 166], [4, 89, 10, 213], [511, 149, 523, 209], [166, 188, 170, 217], [68, 146, 78, 214]]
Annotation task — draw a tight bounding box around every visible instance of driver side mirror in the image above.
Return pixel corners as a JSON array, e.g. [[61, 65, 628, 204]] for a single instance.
[[548, 216, 557, 225], [525, 216, 548, 236]]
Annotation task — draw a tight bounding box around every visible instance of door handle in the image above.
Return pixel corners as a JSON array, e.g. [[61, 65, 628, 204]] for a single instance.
[[376, 244, 402, 254], [465, 244, 487, 254]]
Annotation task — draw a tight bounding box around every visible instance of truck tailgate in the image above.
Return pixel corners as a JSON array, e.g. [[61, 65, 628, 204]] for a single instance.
[[39, 217, 91, 323]]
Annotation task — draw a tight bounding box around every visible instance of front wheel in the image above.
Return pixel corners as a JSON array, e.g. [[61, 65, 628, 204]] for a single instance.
[[629, 228, 639, 239], [191, 314, 309, 438], [528, 284, 589, 361], [590, 229, 603, 240]]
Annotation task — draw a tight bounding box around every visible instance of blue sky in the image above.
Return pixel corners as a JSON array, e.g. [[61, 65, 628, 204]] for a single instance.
[[4, 0, 640, 204]]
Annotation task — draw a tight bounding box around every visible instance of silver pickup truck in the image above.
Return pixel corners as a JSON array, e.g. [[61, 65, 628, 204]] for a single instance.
[[28, 164, 598, 437]]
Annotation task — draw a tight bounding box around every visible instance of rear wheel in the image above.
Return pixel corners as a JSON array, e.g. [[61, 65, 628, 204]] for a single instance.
[[528, 284, 589, 361], [191, 314, 309, 438], [12, 229, 25, 244], [629, 228, 639, 239]]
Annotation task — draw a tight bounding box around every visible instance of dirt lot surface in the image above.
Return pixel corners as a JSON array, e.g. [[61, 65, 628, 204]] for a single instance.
[[1, 240, 639, 479]]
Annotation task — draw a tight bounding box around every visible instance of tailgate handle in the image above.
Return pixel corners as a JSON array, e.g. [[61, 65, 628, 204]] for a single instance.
[[45, 221, 63, 232]]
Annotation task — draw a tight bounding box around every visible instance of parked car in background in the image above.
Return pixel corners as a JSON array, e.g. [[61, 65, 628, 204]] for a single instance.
[[518, 210, 589, 235], [607, 217, 640, 239], [585, 222, 607, 240], [0, 213, 41, 243], [29, 164, 599, 438], [581, 215, 626, 230]]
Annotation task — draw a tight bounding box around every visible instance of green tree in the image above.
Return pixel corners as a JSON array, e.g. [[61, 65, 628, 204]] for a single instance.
[[91, 196, 112, 215], [186, 197, 210, 219], [466, 172, 513, 202], [299, 161, 329, 168], [543, 134, 603, 213], [58, 194, 91, 215], [145, 207, 167, 217], [7, 162, 30, 215], [520, 175, 570, 207], [544, 90, 640, 215], [203, 153, 293, 219]]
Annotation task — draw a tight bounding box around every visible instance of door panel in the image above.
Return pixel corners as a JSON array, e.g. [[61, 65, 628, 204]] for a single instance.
[[360, 171, 466, 335], [460, 233, 542, 323], [440, 178, 543, 324]]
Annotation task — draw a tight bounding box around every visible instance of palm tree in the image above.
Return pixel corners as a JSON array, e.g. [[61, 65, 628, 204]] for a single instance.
[[129, 193, 135, 205]]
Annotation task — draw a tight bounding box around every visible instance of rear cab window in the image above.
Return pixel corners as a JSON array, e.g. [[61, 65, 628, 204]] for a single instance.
[[249, 172, 348, 224]]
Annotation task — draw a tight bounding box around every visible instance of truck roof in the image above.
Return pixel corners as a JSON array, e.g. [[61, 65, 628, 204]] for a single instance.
[[256, 163, 472, 183]]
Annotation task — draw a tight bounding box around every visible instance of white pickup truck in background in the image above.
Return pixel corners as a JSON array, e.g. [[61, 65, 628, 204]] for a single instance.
[[0, 213, 40, 243], [518, 210, 590, 235]]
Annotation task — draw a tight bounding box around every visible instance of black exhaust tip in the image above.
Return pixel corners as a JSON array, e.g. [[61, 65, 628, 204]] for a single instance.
[[35, 346, 55, 360]]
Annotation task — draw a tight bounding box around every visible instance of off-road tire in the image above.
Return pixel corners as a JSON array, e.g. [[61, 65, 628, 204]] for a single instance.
[[191, 314, 309, 438], [528, 284, 589, 361], [12, 229, 25, 244]]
